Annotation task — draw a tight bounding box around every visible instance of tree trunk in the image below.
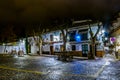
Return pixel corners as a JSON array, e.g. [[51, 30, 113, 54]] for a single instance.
[[37, 36, 42, 55], [38, 42, 42, 55], [88, 39, 96, 59], [39, 43, 42, 55], [63, 39, 66, 51], [61, 29, 67, 52], [88, 22, 101, 59], [60, 29, 68, 61], [91, 43, 95, 59]]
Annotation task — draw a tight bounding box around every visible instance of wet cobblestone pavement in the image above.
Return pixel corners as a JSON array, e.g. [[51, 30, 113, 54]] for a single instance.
[[0, 55, 120, 80], [97, 61, 120, 80]]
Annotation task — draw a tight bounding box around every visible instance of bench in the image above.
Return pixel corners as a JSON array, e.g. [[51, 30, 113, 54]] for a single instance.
[[55, 51, 74, 61]]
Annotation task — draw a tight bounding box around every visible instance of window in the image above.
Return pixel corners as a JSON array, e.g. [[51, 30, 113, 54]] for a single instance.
[[82, 44, 88, 57], [55, 45, 59, 51], [50, 35, 53, 41], [81, 33, 88, 40], [79, 29, 88, 41], [69, 31, 76, 41], [72, 45, 76, 51]]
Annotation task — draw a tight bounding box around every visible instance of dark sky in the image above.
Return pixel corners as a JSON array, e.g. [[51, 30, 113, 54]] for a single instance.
[[0, 0, 120, 40], [0, 0, 120, 24]]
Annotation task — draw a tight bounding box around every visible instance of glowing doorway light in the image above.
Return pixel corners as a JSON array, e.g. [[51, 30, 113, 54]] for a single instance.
[[75, 34, 81, 42]]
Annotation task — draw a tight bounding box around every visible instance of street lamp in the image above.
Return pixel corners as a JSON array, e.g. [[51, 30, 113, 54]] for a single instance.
[[105, 37, 108, 41], [98, 29, 105, 41], [99, 29, 109, 42], [102, 30, 105, 33]]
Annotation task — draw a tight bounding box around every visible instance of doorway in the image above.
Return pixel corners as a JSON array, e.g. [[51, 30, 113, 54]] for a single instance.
[[50, 46, 54, 55], [82, 44, 88, 57], [60, 45, 63, 51], [28, 44, 31, 53]]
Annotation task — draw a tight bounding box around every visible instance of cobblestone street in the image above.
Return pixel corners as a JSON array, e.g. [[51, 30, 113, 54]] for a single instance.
[[0, 55, 120, 80]]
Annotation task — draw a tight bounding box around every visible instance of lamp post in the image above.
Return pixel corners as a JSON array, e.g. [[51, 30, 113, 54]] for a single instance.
[[98, 29, 107, 55], [98, 30, 105, 41]]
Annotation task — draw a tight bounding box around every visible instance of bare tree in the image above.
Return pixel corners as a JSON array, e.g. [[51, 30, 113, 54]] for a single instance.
[[57, 24, 68, 51], [32, 25, 49, 55], [88, 22, 102, 59], [55, 20, 102, 60]]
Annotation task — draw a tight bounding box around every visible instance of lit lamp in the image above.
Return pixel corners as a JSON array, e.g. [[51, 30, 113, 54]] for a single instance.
[[110, 37, 116, 42], [105, 37, 108, 41], [98, 30, 105, 41], [102, 30, 105, 34], [75, 34, 81, 42], [98, 30, 104, 36]]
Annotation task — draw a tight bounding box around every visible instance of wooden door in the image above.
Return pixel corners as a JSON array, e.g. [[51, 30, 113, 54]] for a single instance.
[[50, 46, 54, 55]]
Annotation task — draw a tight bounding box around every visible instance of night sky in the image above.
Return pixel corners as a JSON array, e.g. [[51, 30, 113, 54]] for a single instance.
[[0, 0, 120, 40], [0, 0, 120, 23]]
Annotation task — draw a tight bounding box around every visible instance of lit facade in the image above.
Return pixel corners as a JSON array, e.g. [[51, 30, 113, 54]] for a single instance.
[[28, 21, 105, 57], [0, 39, 26, 54]]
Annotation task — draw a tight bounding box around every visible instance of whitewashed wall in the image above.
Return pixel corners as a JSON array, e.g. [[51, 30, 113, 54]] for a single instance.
[[0, 46, 20, 53], [42, 44, 50, 52], [31, 43, 38, 54], [28, 23, 104, 53], [0, 40, 26, 54], [53, 42, 63, 52]]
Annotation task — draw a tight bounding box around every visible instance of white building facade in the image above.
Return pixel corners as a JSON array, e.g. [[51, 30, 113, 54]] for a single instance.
[[28, 21, 105, 57], [0, 39, 26, 54]]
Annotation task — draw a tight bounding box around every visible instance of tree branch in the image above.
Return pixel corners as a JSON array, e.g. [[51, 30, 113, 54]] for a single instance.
[[89, 24, 93, 38], [94, 22, 101, 38]]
